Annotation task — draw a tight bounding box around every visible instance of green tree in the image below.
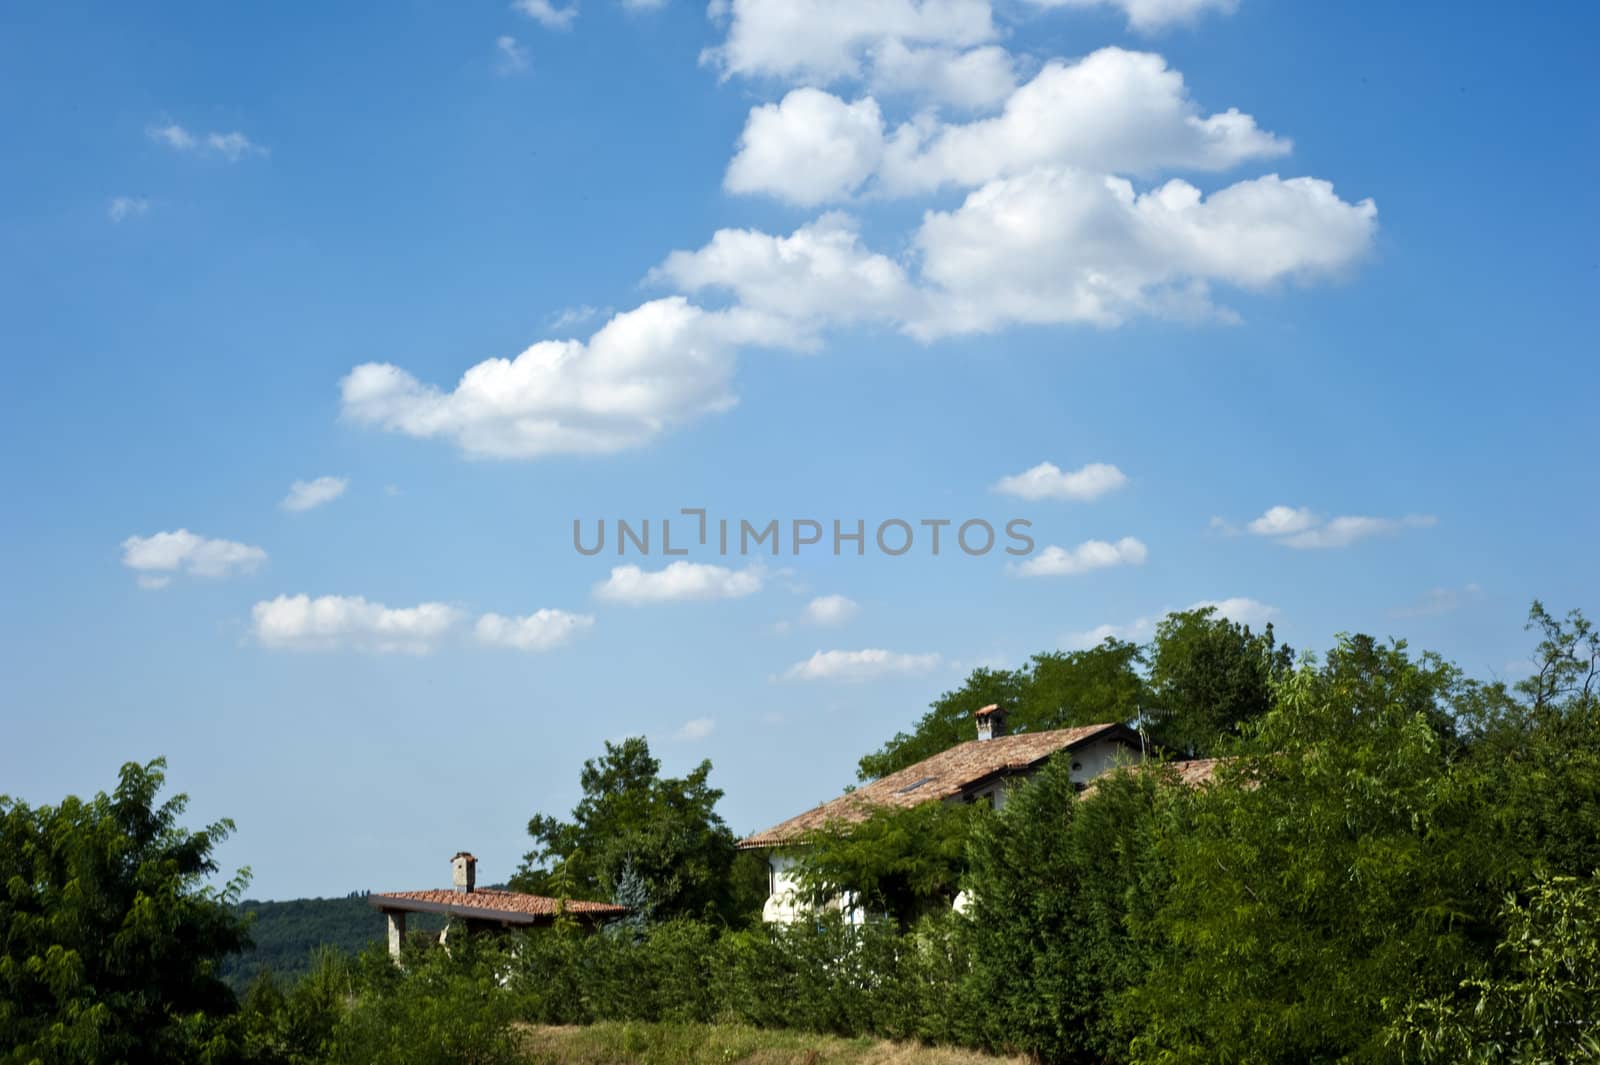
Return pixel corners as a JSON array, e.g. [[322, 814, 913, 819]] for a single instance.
[[858, 640, 1146, 780], [1145, 606, 1293, 756], [964, 755, 1174, 1062], [511, 737, 743, 924], [1129, 643, 1488, 1064], [790, 800, 983, 928], [0, 758, 251, 1065], [1388, 873, 1600, 1064]]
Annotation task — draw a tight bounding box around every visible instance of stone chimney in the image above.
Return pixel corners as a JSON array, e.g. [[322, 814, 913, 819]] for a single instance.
[[975, 704, 1008, 741], [451, 851, 477, 894]]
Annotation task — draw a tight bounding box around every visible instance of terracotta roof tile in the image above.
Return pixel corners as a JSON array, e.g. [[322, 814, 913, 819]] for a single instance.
[[738, 723, 1135, 849], [369, 888, 625, 924], [1078, 756, 1227, 798]]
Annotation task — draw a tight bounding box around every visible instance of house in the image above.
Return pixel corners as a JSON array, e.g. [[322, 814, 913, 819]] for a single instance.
[[369, 851, 626, 957], [738, 706, 1146, 923]]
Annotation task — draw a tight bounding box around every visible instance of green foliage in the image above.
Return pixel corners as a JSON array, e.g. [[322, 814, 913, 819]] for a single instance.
[[514, 913, 977, 1049], [859, 640, 1147, 780], [232, 948, 350, 1065], [0, 757, 251, 1065], [220, 895, 442, 993], [1145, 605, 1294, 755], [791, 801, 984, 927], [1128, 642, 1493, 1064], [322, 935, 521, 1065], [512, 737, 748, 926], [1388, 872, 1600, 1063], [964, 756, 1172, 1062]]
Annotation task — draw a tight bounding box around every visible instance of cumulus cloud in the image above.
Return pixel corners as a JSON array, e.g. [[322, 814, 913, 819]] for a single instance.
[[782, 648, 942, 682], [1247, 504, 1316, 536], [108, 197, 149, 222], [803, 594, 859, 626], [1011, 536, 1147, 577], [867, 40, 1016, 109], [1280, 514, 1437, 549], [724, 91, 886, 206], [594, 561, 764, 604], [1242, 505, 1438, 549], [475, 608, 594, 650], [341, 298, 792, 459], [704, 0, 998, 86], [912, 170, 1375, 336], [674, 717, 716, 740], [280, 476, 348, 512], [252, 594, 462, 653], [121, 530, 267, 587], [1025, 0, 1239, 32], [1065, 595, 1278, 648], [993, 461, 1126, 502], [495, 35, 530, 73], [726, 49, 1287, 204], [515, 0, 577, 29], [654, 213, 916, 328]]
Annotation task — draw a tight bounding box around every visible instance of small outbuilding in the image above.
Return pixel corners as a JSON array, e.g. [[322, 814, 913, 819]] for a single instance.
[[370, 851, 625, 957]]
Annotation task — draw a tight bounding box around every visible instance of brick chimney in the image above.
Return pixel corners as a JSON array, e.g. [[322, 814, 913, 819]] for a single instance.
[[975, 704, 1008, 741], [451, 851, 477, 894]]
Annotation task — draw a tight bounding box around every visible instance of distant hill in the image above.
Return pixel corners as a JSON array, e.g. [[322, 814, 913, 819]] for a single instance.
[[221, 893, 443, 992]]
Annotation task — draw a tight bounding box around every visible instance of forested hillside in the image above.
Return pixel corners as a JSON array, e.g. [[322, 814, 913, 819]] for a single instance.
[[221, 894, 442, 991]]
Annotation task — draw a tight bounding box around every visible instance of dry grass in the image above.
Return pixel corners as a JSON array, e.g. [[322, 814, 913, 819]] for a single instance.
[[515, 1022, 1029, 1065]]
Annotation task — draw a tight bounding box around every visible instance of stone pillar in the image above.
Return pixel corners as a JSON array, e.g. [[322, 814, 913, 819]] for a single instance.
[[386, 911, 407, 959]]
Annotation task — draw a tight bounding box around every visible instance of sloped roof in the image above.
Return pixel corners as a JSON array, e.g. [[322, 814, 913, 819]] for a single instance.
[[739, 722, 1138, 849], [1078, 756, 1226, 798], [369, 888, 625, 925]]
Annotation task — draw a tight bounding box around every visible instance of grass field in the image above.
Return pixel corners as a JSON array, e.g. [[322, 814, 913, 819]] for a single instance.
[[516, 1023, 1027, 1065]]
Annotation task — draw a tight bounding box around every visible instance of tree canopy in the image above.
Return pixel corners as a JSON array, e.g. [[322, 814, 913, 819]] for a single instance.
[[510, 736, 761, 926], [0, 758, 250, 1065]]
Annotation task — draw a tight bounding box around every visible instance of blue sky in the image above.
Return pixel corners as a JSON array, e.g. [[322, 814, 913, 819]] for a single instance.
[[2, 0, 1596, 899]]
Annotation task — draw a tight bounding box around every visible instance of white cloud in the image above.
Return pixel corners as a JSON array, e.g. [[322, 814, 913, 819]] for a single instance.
[[724, 90, 886, 206], [147, 122, 265, 161], [1011, 536, 1147, 578], [252, 594, 462, 653], [674, 717, 716, 740], [475, 608, 594, 650], [206, 131, 265, 161], [726, 49, 1288, 205], [594, 561, 764, 604], [993, 461, 1126, 502], [1025, 0, 1238, 32], [1241, 505, 1437, 549], [548, 304, 605, 330], [495, 35, 530, 73], [121, 529, 267, 586], [147, 123, 196, 150], [515, 0, 577, 29], [1247, 504, 1316, 536], [1279, 514, 1437, 549], [1065, 595, 1278, 648], [911, 169, 1376, 336], [341, 297, 793, 459], [803, 594, 859, 626], [108, 197, 149, 222], [654, 213, 915, 329], [867, 40, 1016, 109], [881, 49, 1286, 196], [704, 0, 998, 86], [1201, 596, 1280, 627], [782, 648, 942, 682], [280, 475, 348, 513]]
